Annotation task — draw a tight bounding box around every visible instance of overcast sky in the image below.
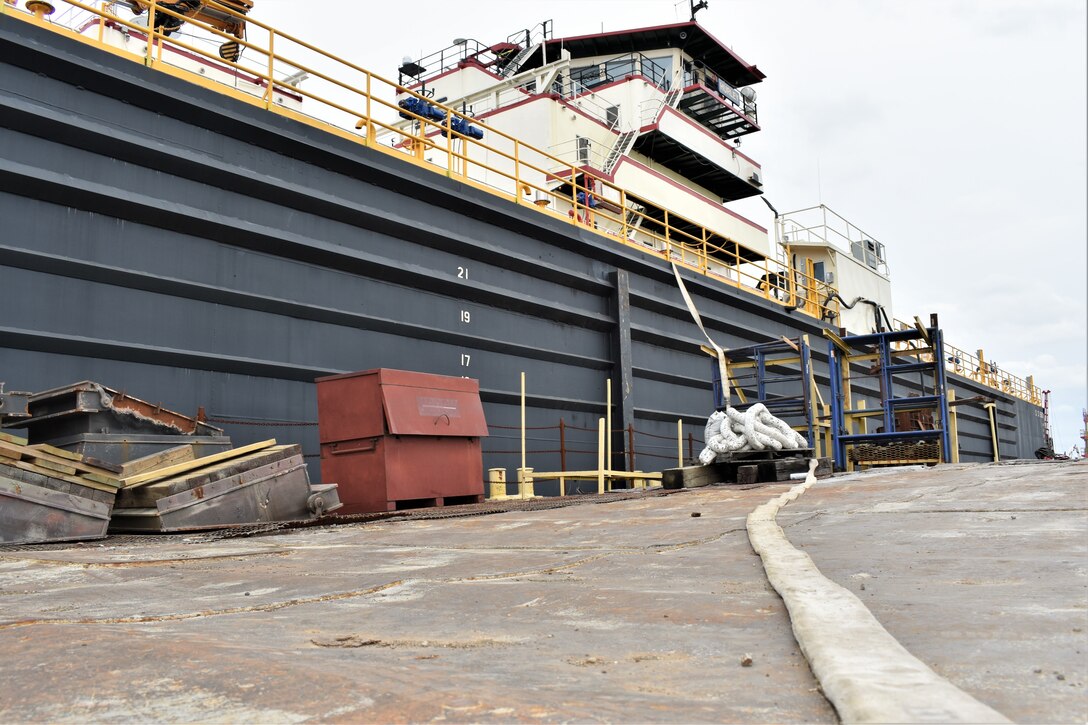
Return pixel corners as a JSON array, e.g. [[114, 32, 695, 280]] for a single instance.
[[249, 0, 1088, 453]]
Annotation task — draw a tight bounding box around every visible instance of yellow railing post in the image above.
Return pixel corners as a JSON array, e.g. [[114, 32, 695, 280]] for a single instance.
[[145, 0, 156, 67], [984, 402, 1000, 462], [664, 209, 671, 257], [677, 419, 683, 468], [597, 417, 606, 494], [513, 140, 521, 204], [265, 29, 275, 109], [365, 72, 374, 146], [605, 377, 612, 480], [570, 166, 579, 225], [520, 371, 526, 472], [446, 112, 453, 176], [804, 258, 817, 316], [947, 390, 960, 464], [620, 188, 628, 239]]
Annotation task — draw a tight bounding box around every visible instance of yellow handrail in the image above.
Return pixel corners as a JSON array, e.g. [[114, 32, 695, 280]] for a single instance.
[[892, 320, 1041, 404]]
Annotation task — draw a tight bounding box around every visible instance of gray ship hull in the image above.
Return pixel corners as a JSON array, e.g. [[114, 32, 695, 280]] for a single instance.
[[0, 17, 1045, 490]]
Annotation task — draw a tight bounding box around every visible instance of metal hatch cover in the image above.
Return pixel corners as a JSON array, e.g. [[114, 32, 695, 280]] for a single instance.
[[380, 385, 489, 437]]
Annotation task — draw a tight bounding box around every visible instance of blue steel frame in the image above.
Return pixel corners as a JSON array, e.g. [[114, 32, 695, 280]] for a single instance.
[[711, 337, 815, 447], [828, 326, 952, 469]]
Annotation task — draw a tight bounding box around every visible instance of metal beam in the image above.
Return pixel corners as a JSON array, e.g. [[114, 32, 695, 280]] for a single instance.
[[611, 269, 635, 471]]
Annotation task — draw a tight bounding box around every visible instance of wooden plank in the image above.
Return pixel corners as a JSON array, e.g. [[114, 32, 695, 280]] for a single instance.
[[28, 444, 83, 462], [913, 316, 931, 345], [661, 463, 729, 489], [30, 458, 78, 477], [0, 431, 28, 446], [25, 449, 120, 482], [0, 439, 120, 481], [82, 473, 123, 487], [122, 439, 278, 488], [822, 328, 851, 355], [117, 446, 298, 508], [0, 443, 26, 461], [5, 460, 120, 494], [29, 444, 122, 475], [119, 444, 195, 478]]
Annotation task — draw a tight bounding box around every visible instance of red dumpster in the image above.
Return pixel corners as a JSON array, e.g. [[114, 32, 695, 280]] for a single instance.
[[316, 369, 488, 515]]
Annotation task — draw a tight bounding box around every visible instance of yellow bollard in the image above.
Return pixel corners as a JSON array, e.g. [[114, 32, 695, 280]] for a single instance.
[[633, 470, 645, 489], [517, 467, 535, 499], [488, 467, 508, 500]]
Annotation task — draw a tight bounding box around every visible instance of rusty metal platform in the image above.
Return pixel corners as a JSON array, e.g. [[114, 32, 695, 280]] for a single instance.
[[0, 461, 1084, 722]]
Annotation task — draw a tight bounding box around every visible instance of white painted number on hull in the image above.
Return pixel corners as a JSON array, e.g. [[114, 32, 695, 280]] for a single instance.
[[460, 310, 471, 324], [457, 266, 469, 279], [461, 354, 471, 367]]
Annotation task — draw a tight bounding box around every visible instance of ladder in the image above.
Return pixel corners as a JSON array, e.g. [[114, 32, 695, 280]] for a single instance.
[[663, 84, 683, 109], [500, 43, 539, 78], [602, 129, 638, 174]]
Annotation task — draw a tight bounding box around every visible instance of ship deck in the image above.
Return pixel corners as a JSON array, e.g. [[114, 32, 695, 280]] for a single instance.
[[0, 460, 1084, 722]]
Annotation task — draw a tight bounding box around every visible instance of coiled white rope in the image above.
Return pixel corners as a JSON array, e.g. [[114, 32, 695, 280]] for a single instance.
[[668, 263, 808, 466], [699, 403, 808, 465]]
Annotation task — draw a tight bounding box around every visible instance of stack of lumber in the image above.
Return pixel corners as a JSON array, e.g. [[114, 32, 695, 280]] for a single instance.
[[110, 439, 339, 532], [1, 435, 342, 541], [0, 431, 123, 544]]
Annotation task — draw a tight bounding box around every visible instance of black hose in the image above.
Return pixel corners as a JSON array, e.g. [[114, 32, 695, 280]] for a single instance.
[[822, 292, 890, 332]]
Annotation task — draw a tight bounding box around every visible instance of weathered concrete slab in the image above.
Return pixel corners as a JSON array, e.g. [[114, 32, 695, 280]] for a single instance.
[[779, 460, 1088, 724], [0, 461, 1083, 723], [0, 485, 835, 723]]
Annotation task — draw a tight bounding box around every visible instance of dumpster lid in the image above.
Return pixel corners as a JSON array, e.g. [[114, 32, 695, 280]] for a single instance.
[[381, 385, 489, 437]]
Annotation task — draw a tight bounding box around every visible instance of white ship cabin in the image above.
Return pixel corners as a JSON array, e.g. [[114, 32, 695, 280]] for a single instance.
[[779, 205, 894, 335], [389, 20, 772, 266]]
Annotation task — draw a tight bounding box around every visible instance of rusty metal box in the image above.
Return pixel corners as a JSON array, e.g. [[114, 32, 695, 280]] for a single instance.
[[316, 369, 488, 514]]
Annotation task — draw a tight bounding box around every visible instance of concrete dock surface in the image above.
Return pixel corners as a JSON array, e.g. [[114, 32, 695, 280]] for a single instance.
[[0, 460, 1084, 723]]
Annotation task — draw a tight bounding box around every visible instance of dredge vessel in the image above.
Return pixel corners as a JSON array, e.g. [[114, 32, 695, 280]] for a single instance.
[[0, 1, 1047, 493]]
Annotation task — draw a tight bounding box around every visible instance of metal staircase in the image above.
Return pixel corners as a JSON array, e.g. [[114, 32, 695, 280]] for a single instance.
[[500, 42, 539, 78], [602, 129, 638, 174], [663, 84, 683, 109], [601, 82, 681, 175]]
